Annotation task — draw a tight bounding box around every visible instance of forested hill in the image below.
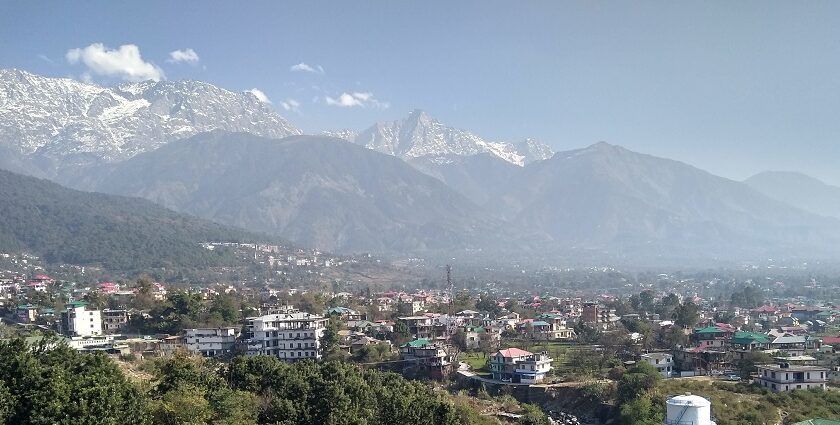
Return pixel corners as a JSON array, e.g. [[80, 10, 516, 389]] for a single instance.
[[0, 169, 262, 270]]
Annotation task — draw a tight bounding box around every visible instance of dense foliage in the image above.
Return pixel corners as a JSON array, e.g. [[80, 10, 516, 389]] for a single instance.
[[0, 169, 260, 270], [0, 338, 145, 424], [0, 338, 488, 425]]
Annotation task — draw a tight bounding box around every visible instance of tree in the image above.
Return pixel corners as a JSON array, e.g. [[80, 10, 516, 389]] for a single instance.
[[673, 301, 700, 329], [520, 404, 550, 425], [320, 319, 343, 360], [617, 362, 661, 404]]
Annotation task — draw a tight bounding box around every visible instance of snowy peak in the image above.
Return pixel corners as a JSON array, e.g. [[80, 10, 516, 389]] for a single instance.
[[0, 69, 301, 162], [350, 110, 554, 166]]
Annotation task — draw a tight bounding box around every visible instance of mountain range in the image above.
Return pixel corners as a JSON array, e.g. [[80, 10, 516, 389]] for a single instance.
[[0, 169, 260, 270], [325, 109, 555, 166], [3, 69, 840, 264], [744, 171, 840, 220], [0, 69, 300, 175]]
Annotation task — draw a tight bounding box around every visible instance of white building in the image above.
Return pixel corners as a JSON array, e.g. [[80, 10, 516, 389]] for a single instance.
[[60, 301, 102, 337], [247, 306, 328, 361], [489, 348, 553, 384], [184, 327, 238, 357], [640, 352, 674, 378], [756, 363, 828, 392]]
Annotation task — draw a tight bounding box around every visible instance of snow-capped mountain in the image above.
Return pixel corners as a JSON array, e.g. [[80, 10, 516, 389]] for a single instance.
[[0, 69, 301, 162], [344, 109, 553, 166], [320, 128, 359, 141]]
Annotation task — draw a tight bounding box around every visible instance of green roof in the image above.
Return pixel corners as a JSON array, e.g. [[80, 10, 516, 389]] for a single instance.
[[732, 331, 770, 345], [16, 304, 37, 310], [694, 326, 726, 334], [65, 301, 88, 308], [532, 321, 551, 327], [402, 338, 430, 348], [792, 419, 840, 425]]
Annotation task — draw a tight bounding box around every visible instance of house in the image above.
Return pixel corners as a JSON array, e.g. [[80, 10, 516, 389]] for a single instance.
[[692, 324, 735, 349], [326, 306, 364, 322], [184, 327, 238, 357], [533, 313, 576, 340], [769, 335, 809, 356], [15, 304, 38, 323], [640, 352, 674, 378], [399, 338, 454, 379], [756, 363, 828, 392], [246, 307, 328, 361], [489, 348, 553, 384], [730, 331, 771, 351], [60, 301, 102, 337]]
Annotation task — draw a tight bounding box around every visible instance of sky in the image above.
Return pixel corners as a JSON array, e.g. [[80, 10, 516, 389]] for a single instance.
[[2, 1, 840, 184]]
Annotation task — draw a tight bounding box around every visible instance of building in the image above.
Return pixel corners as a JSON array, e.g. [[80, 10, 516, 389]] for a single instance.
[[15, 304, 38, 323], [247, 306, 328, 361], [756, 363, 828, 392], [184, 327, 238, 357], [532, 313, 576, 340], [399, 338, 454, 379], [102, 309, 128, 334], [489, 348, 552, 384], [581, 302, 619, 329], [60, 301, 102, 337], [640, 352, 674, 378]]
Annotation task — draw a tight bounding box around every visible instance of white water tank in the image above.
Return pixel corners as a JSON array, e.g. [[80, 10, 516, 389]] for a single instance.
[[664, 393, 715, 425]]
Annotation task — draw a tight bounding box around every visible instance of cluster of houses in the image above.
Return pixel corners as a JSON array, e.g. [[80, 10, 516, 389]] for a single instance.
[[660, 303, 840, 392]]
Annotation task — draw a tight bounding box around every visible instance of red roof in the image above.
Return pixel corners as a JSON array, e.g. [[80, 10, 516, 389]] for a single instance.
[[496, 348, 533, 358], [33, 274, 51, 280], [821, 337, 840, 345], [752, 305, 777, 313]]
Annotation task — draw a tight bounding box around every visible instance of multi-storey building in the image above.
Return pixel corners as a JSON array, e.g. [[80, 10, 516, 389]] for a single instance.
[[757, 363, 828, 392], [60, 301, 102, 337], [399, 338, 454, 379], [581, 302, 620, 329], [489, 348, 553, 384], [102, 309, 128, 334], [247, 306, 328, 361], [184, 327, 238, 357]]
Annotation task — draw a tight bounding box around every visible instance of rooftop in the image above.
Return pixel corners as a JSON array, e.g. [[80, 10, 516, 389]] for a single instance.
[[758, 364, 828, 372]]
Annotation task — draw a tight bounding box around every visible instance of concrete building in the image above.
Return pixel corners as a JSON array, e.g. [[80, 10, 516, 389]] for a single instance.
[[184, 327, 238, 357], [102, 309, 128, 334], [757, 363, 828, 392], [60, 301, 102, 337], [489, 348, 552, 384], [640, 352, 674, 378], [399, 338, 454, 379], [247, 306, 328, 361]]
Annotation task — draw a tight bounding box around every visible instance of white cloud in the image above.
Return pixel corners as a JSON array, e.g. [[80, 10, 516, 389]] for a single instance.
[[247, 88, 271, 104], [280, 98, 301, 113], [168, 48, 200, 64], [290, 62, 325, 74], [66, 43, 164, 82], [325, 92, 389, 109]]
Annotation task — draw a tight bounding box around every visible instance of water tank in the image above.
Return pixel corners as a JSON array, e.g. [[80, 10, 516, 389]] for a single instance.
[[665, 393, 715, 425]]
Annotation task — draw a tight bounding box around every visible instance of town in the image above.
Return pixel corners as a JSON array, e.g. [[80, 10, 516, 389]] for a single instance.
[[3, 255, 840, 425]]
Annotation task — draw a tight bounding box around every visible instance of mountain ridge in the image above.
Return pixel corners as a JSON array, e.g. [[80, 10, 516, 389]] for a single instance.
[[0, 68, 300, 167]]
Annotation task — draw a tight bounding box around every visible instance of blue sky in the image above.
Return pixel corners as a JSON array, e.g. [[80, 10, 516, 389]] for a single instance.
[[2, 1, 840, 183]]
